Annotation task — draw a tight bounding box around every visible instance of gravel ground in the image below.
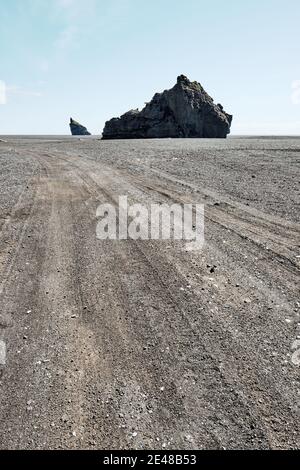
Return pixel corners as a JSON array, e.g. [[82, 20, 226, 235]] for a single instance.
[[0, 136, 299, 449]]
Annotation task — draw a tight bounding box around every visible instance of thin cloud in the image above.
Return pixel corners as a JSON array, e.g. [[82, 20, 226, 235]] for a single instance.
[[39, 59, 50, 73], [54, 26, 78, 50], [53, 0, 96, 53], [232, 121, 300, 135], [57, 0, 75, 7], [7, 85, 43, 98], [55, 0, 96, 19]]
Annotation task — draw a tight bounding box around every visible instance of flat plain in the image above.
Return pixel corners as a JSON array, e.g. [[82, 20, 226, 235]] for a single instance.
[[0, 136, 299, 449]]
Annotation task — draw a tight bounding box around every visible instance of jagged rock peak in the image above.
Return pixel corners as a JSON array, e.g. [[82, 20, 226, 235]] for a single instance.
[[69, 118, 91, 136], [177, 74, 196, 87], [102, 75, 232, 139]]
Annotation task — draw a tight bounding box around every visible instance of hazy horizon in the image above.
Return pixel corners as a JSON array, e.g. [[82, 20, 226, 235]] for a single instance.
[[1, 0, 300, 135], [2, 134, 300, 138]]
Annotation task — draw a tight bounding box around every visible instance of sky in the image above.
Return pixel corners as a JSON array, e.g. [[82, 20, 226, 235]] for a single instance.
[[0, 0, 300, 135]]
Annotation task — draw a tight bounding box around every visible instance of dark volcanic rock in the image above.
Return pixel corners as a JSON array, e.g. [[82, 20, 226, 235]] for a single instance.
[[102, 75, 232, 139], [69, 118, 91, 136]]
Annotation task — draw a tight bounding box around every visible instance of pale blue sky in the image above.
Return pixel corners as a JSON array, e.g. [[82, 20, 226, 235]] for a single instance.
[[0, 0, 299, 135]]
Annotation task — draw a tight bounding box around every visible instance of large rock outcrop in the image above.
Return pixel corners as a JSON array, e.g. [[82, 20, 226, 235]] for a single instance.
[[102, 75, 232, 139], [69, 118, 91, 136]]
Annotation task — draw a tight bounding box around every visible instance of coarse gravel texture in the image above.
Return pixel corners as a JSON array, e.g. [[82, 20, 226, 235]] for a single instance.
[[0, 136, 299, 450]]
